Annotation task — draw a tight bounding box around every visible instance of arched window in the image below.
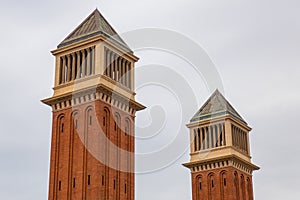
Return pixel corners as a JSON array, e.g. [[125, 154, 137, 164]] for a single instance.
[[57, 115, 65, 134], [220, 171, 227, 200], [125, 118, 131, 153], [56, 114, 65, 194], [247, 177, 253, 200], [241, 175, 246, 200], [86, 108, 93, 126], [234, 172, 240, 199], [70, 111, 79, 195], [196, 175, 203, 198], [103, 108, 110, 135], [125, 118, 131, 136], [71, 111, 79, 131], [114, 113, 121, 132], [114, 113, 121, 147], [208, 173, 215, 200]]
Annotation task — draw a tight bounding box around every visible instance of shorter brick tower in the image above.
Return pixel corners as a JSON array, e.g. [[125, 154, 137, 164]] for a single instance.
[[183, 90, 259, 200]]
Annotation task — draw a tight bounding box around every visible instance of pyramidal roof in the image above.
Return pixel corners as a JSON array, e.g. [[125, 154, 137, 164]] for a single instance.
[[58, 9, 129, 49], [191, 90, 246, 123]]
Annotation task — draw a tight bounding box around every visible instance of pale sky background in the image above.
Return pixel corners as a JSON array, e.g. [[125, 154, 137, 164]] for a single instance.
[[0, 0, 300, 199]]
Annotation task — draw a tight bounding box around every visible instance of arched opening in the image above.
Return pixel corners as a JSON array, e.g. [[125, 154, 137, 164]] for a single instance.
[[196, 175, 203, 199], [220, 171, 227, 200], [208, 173, 216, 200], [125, 117, 132, 199], [234, 172, 240, 199], [69, 111, 80, 198], [247, 177, 253, 200], [103, 107, 110, 199], [241, 175, 246, 200], [114, 112, 121, 199], [55, 114, 65, 199]]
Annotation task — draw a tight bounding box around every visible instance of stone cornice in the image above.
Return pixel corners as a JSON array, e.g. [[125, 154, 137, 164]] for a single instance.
[[183, 155, 259, 175], [41, 84, 146, 115]]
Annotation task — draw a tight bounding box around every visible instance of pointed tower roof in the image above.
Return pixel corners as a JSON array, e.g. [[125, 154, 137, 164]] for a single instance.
[[58, 9, 129, 50], [191, 90, 246, 123]]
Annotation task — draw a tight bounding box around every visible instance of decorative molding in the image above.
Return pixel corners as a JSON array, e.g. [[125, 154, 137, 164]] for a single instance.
[[43, 85, 145, 116], [183, 155, 259, 176]]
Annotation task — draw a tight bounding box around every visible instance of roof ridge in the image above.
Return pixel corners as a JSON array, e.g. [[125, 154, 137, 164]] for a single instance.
[[191, 89, 219, 119], [94, 8, 102, 31], [61, 10, 97, 44], [190, 89, 246, 123], [94, 9, 128, 46], [58, 9, 130, 50], [216, 91, 244, 120]]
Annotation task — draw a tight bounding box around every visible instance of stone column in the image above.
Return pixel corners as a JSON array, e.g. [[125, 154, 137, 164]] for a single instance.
[[66, 55, 72, 82], [118, 57, 122, 82], [86, 48, 91, 76], [128, 63, 132, 89], [246, 131, 251, 155], [76, 52, 81, 79], [130, 62, 134, 90], [225, 120, 232, 147], [122, 59, 126, 85], [196, 129, 199, 152], [201, 128, 205, 150], [61, 56, 66, 83], [205, 127, 209, 149], [71, 53, 76, 81], [109, 52, 114, 78], [91, 47, 95, 75], [125, 62, 130, 88], [54, 56, 61, 86], [198, 129, 201, 151], [95, 44, 103, 75], [217, 124, 221, 147], [82, 50, 87, 77], [191, 129, 195, 153], [212, 125, 216, 148]]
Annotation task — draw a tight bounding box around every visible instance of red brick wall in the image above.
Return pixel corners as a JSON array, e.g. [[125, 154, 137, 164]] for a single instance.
[[191, 167, 254, 200], [48, 100, 135, 200]]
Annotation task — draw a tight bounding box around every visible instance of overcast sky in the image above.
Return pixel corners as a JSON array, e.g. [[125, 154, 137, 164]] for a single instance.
[[0, 0, 300, 199]]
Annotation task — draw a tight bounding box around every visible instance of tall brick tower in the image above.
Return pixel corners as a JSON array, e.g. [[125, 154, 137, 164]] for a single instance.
[[42, 9, 145, 200], [183, 90, 259, 200]]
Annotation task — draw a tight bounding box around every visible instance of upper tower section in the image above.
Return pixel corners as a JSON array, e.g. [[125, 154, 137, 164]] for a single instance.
[[44, 9, 141, 110], [184, 90, 259, 172]]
